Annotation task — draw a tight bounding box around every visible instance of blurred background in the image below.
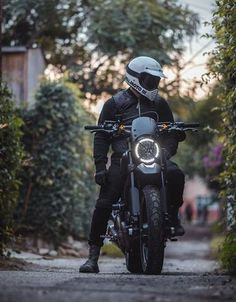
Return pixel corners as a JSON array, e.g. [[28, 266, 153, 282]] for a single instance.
[[0, 0, 235, 272]]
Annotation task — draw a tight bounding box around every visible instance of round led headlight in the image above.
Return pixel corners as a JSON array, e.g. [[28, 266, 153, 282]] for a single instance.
[[134, 138, 159, 164]]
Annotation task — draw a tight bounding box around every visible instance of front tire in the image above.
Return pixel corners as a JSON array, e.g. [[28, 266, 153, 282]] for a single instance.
[[140, 185, 165, 274], [125, 239, 142, 273]]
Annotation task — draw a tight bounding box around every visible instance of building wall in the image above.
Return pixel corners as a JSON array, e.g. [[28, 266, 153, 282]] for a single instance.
[[27, 48, 46, 106], [2, 47, 45, 107], [2, 51, 27, 106]]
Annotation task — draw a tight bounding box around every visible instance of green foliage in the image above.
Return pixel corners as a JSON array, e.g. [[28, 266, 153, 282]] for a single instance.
[[169, 95, 196, 122], [210, 235, 224, 259], [3, 0, 84, 68], [186, 88, 222, 149], [0, 84, 24, 255], [86, 0, 198, 62], [170, 89, 222, 178], [173, 140, 205, 178], [101, 243, 123, 258], [219, 235, 236, 275], [16, 81, 96, 245], [3, 0, 199, 100], [72, 0, 199, 98], [209, 0, 236, 272]]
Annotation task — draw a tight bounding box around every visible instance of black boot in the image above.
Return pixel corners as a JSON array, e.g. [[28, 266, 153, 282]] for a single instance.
[[79, 245, 100, 273], [170, 207, 185, 236]]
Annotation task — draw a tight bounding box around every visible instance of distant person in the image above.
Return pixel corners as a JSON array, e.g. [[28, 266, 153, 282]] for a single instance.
[[185, 203, 193, 223], [202, 204, 209, 225], [197, 202, 203, 223]]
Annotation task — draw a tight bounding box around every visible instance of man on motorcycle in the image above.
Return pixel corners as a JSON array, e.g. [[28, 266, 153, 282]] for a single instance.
[[80, 56, 185, 273]]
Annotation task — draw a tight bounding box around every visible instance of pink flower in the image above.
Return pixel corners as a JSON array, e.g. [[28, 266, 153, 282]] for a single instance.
[[203, 144, 223, 170]]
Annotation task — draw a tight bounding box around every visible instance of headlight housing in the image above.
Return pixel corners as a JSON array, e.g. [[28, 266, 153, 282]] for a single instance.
[[134, 138, 159, 164]]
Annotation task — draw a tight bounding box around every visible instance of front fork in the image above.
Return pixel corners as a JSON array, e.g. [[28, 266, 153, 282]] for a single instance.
[[127, 144, 175, 239], [128, 142, 140, 220], [159, 149, 176, 239]]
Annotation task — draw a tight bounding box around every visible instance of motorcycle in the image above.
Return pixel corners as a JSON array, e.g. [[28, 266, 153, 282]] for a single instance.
[[85, 115, 199, 274]]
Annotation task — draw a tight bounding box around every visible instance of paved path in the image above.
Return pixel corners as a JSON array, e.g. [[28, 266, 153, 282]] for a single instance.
[[0, 226, 235, 302]]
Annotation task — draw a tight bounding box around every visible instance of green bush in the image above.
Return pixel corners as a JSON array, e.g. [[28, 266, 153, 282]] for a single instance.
[[210, 235, 224, 259], [101, 243, 123, 258], [16, 80, 96, 245], [210, 0, 236, 273], [0, 84, 23, 255], [171, 87, 222, 179], [219, 235, 236, 274]]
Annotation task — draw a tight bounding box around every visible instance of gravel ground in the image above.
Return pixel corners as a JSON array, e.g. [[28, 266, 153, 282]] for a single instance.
[[0, 225, 235, 302]]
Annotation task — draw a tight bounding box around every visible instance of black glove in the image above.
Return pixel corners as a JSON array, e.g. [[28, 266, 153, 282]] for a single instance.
[[95, 170, 108, 186]]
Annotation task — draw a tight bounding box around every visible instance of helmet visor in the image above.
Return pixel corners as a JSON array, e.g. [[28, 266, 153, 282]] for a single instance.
[[139, 73, 161, 91]]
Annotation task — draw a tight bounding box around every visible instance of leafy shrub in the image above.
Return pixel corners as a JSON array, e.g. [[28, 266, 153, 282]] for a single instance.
[[219, 235, 236, 275], [210, 235, 224, 259], [172, 89, 222, 179], [0, 84, 23, 255], [101, 243, 123, 258], [16, 80, 96, 245], [210, 0, 236, 273]]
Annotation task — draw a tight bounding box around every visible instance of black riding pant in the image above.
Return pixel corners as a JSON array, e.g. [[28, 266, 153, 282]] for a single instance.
[[89, 161, 185, 247]]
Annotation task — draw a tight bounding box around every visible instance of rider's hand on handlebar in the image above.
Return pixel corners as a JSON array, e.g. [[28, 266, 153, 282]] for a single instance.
[[95, 170, 108, 186]]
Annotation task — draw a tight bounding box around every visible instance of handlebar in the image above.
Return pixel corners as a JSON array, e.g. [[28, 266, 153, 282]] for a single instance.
[[178, 123, 200, 128], [84, 125, 104, 131], [84, 121, 200, 134], [155, 122, 200, 128]]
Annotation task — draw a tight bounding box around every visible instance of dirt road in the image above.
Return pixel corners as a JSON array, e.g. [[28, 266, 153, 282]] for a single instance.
[[0, 225, 235, 302]]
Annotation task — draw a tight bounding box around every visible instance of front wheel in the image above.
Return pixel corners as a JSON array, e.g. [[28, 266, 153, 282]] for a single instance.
[[125, 239, 142, 273], [140, 185, 165, 274]]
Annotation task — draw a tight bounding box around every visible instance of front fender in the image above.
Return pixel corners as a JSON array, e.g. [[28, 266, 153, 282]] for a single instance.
[[136, 163, 161, 174], [135, 163, 162, 188]]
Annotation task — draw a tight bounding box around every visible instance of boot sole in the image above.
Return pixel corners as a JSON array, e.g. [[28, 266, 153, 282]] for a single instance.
[[79, 266, 99, 273]]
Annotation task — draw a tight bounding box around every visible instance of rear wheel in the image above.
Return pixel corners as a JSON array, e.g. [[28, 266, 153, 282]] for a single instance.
[[140, 185, 165, 274]]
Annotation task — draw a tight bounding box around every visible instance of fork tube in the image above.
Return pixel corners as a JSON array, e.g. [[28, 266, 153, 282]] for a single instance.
[[160, 171, 167, 214], [128, 144, 135, 187], [128, 142, 140, 216], [160, 149, 168, 214]]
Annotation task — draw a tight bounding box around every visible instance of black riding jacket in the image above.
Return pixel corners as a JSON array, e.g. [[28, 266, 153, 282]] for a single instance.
[[94, 89, 181, 172]]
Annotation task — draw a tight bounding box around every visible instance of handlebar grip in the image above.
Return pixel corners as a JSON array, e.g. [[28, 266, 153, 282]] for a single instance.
[[84, 125, 103, 130], [183, 123, 200, 128]]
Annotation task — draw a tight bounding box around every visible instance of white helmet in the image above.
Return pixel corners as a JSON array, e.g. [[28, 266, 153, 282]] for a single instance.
[[125, 56, 166, 101]]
